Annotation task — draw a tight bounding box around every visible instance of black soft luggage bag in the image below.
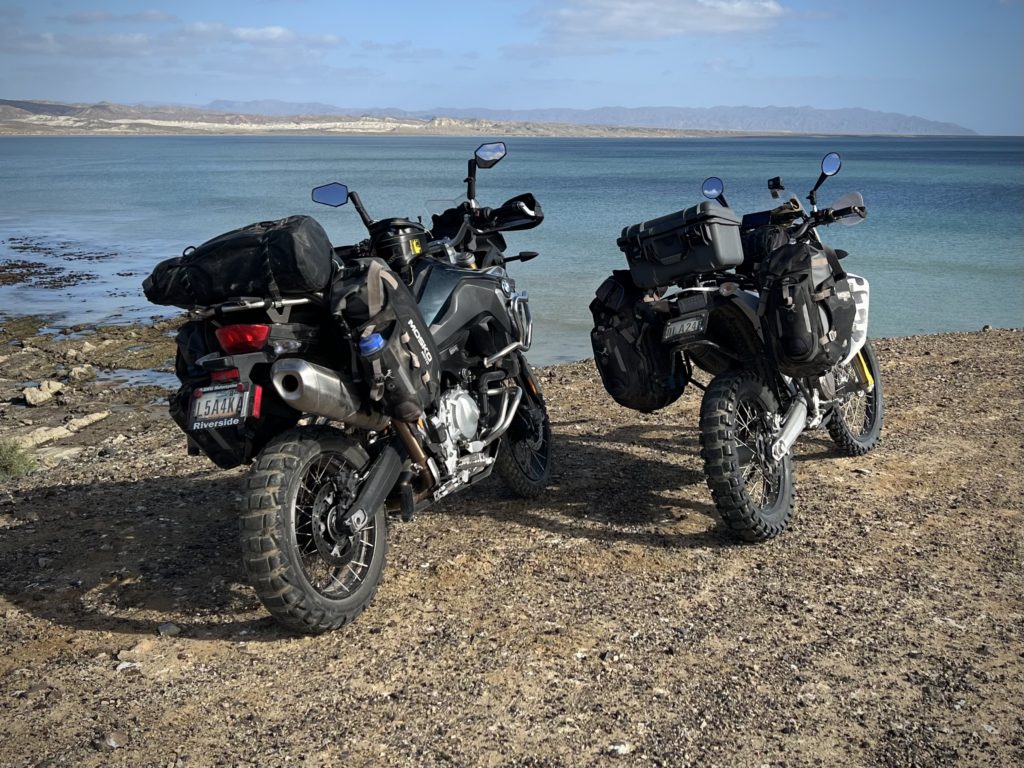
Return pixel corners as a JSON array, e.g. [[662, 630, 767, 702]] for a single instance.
[[759, 243, 857, 377], [143, 215, 334, 307], [590, 270, 687, 413], [331, 258, 440, 421]]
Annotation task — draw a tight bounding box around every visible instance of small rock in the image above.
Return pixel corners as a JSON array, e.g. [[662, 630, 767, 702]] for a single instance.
[[115, 661, 140, 673], [81, 341, 97, 353], [23, 387, 52, 407], [96, 731, 128, 751], [982, 324, 992, 332], [157, 622, 182, 638], [852, 468, 872, 476], [68, 364, 96, 382], [608, 743, 635, 757]]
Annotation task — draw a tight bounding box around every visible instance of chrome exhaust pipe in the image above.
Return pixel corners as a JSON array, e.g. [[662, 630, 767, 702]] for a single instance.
[[270, 359, 388, 430], [771, 394, 808, 461]]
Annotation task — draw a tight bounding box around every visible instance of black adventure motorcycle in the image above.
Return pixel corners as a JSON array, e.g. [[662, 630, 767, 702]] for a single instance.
[[144, 142, 551, 633], [590, 153, 882, 541]]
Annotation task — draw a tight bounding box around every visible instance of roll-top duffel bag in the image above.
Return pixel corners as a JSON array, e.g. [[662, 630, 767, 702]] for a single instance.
[[143, 215, 335, 308]]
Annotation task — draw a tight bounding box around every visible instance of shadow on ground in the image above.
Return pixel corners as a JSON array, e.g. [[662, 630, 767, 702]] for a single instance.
[[1, 421, 726, 639]]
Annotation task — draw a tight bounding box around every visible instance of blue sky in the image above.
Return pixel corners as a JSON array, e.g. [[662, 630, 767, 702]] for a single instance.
[[0, 0, 1021, 134]]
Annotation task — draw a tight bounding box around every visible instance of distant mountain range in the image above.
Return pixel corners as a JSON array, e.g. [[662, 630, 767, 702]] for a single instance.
[[205, 100, 975, 136], [0, 98, 974, 136]]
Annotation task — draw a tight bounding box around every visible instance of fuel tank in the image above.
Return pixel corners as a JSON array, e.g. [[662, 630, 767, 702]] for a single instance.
[[414, 262, 516, 367]]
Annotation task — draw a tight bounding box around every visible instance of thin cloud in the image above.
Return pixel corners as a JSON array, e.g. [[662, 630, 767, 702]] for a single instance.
[[359, 40, 444, 60], [0, 21, 344, 59], [51, 10, 180, 25], [545, 0, 787, 41], [186, 22, 343, 48]]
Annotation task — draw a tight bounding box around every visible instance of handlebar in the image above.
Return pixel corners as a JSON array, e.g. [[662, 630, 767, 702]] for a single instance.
[[787, 204, 867, 241]]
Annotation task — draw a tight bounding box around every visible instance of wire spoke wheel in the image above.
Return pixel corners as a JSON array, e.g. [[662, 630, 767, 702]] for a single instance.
[[293, 454, 377, 600], [700, 369, 794, 542], [496, 357, 553, 498], [734, 399, 783, 510], [827, 339, 884, 457], [240, 427, 388, 635]]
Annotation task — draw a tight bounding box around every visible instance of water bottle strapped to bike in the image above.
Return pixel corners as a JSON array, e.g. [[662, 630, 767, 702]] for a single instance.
[[145, 141, 551, 635]]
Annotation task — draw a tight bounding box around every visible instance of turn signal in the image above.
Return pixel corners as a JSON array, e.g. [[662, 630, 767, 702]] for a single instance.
[[215, 324, 271, 354]]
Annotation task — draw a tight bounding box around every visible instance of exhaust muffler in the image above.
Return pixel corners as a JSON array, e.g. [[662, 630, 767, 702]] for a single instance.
[[270, 359, 388, 430]]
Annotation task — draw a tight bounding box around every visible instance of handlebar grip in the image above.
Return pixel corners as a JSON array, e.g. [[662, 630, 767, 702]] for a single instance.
[[832, 205, 867, 220], [491, 201, 527, 219]]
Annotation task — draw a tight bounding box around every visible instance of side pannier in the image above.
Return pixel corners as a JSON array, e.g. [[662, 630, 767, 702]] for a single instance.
[[617, 202, 743, 289], [331, 258, 440, 422], [143, 215, 335, 307], [590, 270, 688, 413], [758, 243, 857, 377]]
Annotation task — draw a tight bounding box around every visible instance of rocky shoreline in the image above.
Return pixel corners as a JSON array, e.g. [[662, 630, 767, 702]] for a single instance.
[[1, 319, 1022, 766]]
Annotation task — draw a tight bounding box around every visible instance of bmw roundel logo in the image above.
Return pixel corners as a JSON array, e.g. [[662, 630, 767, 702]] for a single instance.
[[500, 278, 512, 296]]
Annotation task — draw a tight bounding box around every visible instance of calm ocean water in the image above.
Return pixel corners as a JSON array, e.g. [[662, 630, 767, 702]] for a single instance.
[[1, 135, 1022, 364]]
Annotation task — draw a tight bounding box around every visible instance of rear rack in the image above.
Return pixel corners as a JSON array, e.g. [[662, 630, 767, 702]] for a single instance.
[[188, 296, 320, 322]]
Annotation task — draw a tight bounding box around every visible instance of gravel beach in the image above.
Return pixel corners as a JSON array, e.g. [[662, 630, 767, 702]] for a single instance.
[[1, 319, 1021, 767]]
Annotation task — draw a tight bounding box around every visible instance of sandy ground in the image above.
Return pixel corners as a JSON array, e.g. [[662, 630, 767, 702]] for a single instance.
[[0, 320, 1021, 767]]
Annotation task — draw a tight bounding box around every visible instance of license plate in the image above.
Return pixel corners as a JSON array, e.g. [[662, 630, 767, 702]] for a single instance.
[[189, 383, 251, 430], [663, 312, 708, 342]]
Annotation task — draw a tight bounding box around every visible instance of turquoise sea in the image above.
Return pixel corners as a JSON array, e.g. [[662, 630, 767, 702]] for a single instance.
[[1, 135, 1022, 364]]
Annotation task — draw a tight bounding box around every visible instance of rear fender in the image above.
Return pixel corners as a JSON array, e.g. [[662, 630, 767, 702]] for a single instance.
[[672, 292, 764, 376]]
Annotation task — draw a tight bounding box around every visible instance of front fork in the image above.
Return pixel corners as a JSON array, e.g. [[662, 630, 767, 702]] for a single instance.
[[851, 349, 875, 390]]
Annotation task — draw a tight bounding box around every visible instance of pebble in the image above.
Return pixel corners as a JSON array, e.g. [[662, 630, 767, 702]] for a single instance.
[[23, 386, 53, 407], [68, 364, 96, 382], [608, 743, 635, 756], [95, 731, 129, 751], [158, 622, 182, 637]]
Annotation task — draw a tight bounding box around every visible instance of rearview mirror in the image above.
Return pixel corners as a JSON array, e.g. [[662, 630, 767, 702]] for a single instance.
[[821, 152, 842, 177], [702, 177, 725, 200], [474, 142, 507, 169], [311, 182, 349, 207]]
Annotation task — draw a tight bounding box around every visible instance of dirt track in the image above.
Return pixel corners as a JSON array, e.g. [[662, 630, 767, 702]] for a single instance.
[[0, 323, 1022, 767]]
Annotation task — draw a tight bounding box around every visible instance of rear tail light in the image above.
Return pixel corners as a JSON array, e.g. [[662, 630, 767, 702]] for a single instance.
[[215, 324, 271, 354], [210, 368, 240, 383]]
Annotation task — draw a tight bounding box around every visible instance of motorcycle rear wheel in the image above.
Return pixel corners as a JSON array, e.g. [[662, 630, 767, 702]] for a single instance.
[[827, 339, 884, 456], [240, 426, 388, 635], [700, 369, 794, 542], [495, 359, 552, 498]]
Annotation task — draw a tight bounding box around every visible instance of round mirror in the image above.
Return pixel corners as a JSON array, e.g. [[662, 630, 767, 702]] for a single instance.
[[702, 176, 725, 200], [474, 142, 507, 169], [821, 152, 842, 177], [311, 182, 349, 207]]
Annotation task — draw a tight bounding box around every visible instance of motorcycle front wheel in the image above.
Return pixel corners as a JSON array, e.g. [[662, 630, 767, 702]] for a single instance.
[[700, 369, 794, 542], [240, 426, 388, 635], [827, 338, 884, 456], [495, 357, 552, 498]]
